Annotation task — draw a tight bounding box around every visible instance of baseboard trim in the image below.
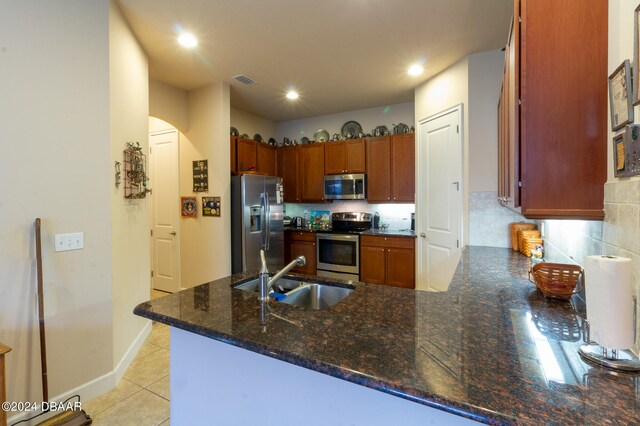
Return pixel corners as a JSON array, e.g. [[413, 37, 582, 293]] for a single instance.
[[7, 320, 152, 426]]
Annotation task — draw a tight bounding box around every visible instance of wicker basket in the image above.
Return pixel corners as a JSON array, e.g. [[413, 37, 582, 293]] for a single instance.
[[529, 262, 583, 300], [520, 236, 543, 257], [510, 222, 536, 251], [518, 230, 541, 256]]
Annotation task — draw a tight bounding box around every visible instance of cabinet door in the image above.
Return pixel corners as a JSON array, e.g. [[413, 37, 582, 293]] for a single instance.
[[346, 139, 365, 173], [257, 144, 276, 176], [300, 144, 325, 201], [366, 136, 391, 202], [281, 147, 300, 202], [324, 142, 346, 175], [360, 245, 386, 285], [289, 240, 316, 275], [518, 0, 606, 219], [391, 134, 414, 202], [237, 138, 257, 172], [386, 247, 415, 288]]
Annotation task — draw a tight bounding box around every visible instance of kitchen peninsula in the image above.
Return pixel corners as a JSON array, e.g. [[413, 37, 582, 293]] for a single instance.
[[134, 247, 639, 425]]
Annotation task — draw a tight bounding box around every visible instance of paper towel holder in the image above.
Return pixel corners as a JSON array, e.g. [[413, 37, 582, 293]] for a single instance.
[[579, 296, 640, 372]]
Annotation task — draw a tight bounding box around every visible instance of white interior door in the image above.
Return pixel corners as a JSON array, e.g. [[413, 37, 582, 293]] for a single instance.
[[150, 130, 180, 293], [417, 107, 462, 291]]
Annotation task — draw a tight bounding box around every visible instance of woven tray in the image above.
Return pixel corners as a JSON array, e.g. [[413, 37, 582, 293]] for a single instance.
[[529, 262, 583, 300], [510, 222, 536, 251]]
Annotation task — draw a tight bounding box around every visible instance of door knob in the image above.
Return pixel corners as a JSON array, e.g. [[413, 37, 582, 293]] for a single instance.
[[420, 233, 426, 238], [170, 231, 177, 236]]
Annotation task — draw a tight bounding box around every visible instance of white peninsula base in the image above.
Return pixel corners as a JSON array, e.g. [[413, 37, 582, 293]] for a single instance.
[[170, 327, 480, 425]]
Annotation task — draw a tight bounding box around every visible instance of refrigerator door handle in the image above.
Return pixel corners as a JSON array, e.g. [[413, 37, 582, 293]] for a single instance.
[[264, 192, 271, 250]]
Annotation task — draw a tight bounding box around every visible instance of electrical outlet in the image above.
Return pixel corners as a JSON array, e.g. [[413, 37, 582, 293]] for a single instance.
[[54, 232, 84, 252]]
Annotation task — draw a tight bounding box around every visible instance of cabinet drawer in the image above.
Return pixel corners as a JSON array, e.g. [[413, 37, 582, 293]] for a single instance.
[[286, 230, 316, 242], [360, 235, 414, 249]]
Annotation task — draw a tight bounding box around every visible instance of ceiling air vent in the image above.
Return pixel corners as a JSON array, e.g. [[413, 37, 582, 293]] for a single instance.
[[232, 74, 257, 85]]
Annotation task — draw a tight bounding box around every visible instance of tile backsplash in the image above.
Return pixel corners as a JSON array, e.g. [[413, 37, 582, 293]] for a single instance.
[[284, 201, 414, 230], [468, 191, 534, 247]]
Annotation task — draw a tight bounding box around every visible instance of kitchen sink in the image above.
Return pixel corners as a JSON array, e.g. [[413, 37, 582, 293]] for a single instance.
[[279, 283, 354, 310], [233, 277, 305, 294], [233, 278, 354, 309]]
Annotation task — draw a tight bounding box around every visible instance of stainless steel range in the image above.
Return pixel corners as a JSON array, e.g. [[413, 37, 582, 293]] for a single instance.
[[316, 212, 372, 281]]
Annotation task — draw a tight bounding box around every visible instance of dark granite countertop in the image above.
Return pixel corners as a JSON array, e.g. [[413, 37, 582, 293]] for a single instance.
[[134, 247, 640, 425], [361, 229, 416, 237]]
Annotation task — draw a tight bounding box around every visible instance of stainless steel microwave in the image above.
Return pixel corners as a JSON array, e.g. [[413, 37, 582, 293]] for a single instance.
[[324, 174, 366, 200]]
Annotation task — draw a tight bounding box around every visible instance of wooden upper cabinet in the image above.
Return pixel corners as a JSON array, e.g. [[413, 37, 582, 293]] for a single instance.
[[325, 139, 366, 175], [366, 136, 392, 202], [281, 146, 300, 202], [499, 0, 607, 220], [256, 143, 277, 176], [345, 139, 366, 173], [236, 138, 257, 172], [367, 135, 414, 202], [391, 134, 415, 202], [299, 144, 325, 201]]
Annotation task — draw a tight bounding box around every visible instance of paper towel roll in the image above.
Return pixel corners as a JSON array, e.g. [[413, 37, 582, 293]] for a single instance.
[[584, 255, 634, 349]]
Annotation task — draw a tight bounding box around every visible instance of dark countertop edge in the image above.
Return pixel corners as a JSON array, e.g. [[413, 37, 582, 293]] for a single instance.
[[134, 301, 515, 425], [285, 228, 416, 238]]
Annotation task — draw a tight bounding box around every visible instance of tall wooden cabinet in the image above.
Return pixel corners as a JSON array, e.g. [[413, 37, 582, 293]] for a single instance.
[[281, 146, 300, 202], [366, 135, 415, 203], [299, 144, 326, 201], [498, 0, 607, 220]]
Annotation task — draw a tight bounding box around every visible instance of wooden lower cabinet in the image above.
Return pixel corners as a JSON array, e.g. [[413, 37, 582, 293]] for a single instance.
[[360, 235, 415, 289], [285, 231, 316, 275]]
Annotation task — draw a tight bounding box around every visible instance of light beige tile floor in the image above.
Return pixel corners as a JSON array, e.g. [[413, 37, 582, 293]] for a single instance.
[[84, 289, 172, 425]]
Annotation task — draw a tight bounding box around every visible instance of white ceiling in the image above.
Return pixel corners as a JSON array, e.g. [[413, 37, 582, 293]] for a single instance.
[[117, 0, 513, 122]]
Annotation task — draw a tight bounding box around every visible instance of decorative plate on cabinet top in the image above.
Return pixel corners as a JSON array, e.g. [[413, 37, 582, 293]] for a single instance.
[[268, 137, 277, 146], [313, 129, 330, 143], [253, 134, 263, 142], [240, 133, 249, 139], [230, 127, 239, 136], [341, 121, 363, 139], [373, 125, 388, 136], [393, 123, 410, 134], [300, 136, 310, 144]]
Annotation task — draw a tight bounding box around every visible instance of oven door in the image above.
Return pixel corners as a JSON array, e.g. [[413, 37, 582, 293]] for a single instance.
[[316, 234, 359, 275]]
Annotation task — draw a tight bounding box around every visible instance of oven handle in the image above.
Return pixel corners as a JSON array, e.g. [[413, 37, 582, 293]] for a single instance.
[[316, 234, 360, 242]]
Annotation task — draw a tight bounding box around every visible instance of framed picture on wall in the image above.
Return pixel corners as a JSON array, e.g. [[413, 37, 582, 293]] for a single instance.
[[609, 59, 633, 131], [634, 4, 640, 104], [181, 196, 197, 217]]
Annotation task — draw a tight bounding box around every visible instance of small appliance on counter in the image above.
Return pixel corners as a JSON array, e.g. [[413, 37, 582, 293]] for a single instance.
[[411, 213, 415, 231], [373, 212, 380, 229]]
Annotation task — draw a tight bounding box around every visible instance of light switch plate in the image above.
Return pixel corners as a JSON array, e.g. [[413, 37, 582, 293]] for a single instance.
[[54, 232, 84, 252]]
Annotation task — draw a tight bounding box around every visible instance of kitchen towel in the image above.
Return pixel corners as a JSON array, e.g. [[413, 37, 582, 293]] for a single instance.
[[584, 255, 634, 349]]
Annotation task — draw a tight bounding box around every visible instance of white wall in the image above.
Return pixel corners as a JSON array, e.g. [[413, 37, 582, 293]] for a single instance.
[[149, 81, 232, 288], [277, 102, 415, 142], [468, 51, 503, 192], [231, 107, 277, 141], [0, 0, 113, 410], [415, 57, 470, 244], [108, 0, 150, 370], [149, 79, 189, 133], [182, 83, 232, 287]]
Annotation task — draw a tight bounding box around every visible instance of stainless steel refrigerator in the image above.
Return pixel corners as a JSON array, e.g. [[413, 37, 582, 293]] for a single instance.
[[231, 174, 284, 273]]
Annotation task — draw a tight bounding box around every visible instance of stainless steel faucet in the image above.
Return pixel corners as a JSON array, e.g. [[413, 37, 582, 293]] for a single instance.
[[258, 249, 306, 302]]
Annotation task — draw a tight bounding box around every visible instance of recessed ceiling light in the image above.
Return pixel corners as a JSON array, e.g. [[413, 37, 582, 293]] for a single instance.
[[178, 33, 198, 48], [286, 90, 299, 100], [408, 64, 424, 76]]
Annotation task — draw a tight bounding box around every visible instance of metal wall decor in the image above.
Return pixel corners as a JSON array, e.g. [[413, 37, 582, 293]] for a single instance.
[[609, 59, 633, 131], [123, 142, 150, 199], [202, 196, 221, 217], [181, 196, 197, 217], [613, 124, 640, 177], [193, 160, 208, 192]]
